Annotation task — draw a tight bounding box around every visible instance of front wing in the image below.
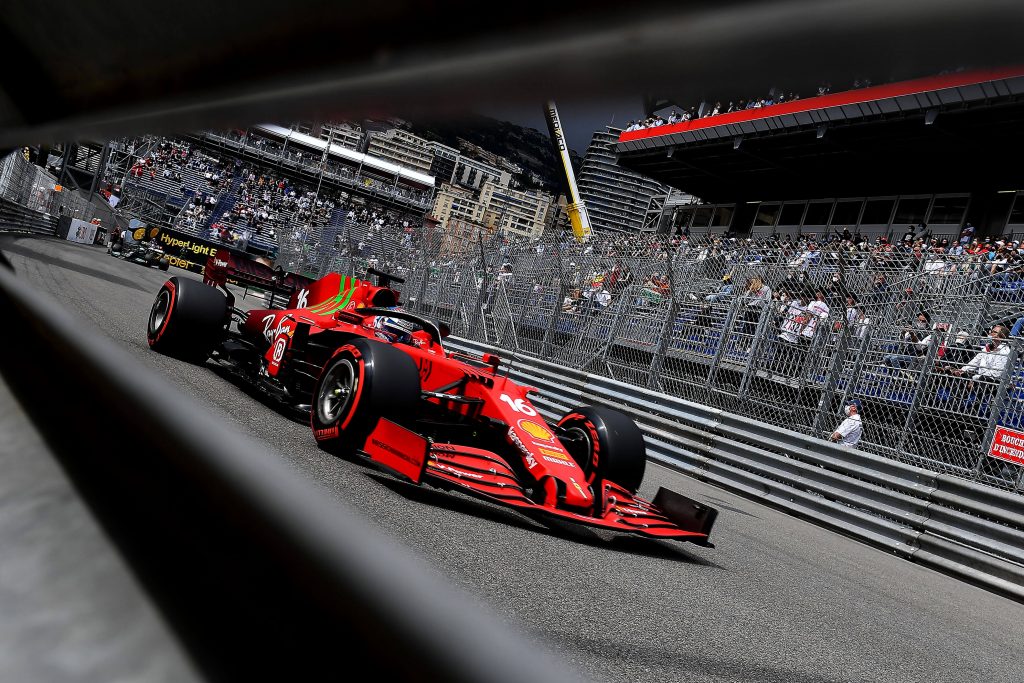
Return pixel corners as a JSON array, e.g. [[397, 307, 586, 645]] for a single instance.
[[361, 419, 716, 545]]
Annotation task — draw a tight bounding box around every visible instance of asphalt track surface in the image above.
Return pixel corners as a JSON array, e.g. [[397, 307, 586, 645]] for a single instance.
[[3, 234, 1024, 683]]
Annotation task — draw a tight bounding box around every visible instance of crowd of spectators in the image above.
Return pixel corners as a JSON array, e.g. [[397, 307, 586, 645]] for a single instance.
[[214, 129, 432, 209], [621, 76, 905, 132], [473, 219, 1024, 375]]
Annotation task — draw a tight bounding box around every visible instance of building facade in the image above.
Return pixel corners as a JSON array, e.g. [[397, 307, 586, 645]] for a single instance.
[[479, 180, 553, 240], [366, 128, 434, 174], [431, 183, 487, 230], [427, 141, 459, 185], [319, 122, 365, 151], [453, 156, 511, 191], [577, 126, 675, 233]]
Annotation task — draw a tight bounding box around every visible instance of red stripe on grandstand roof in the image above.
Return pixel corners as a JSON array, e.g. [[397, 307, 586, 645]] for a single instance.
[[618, 67, 1024, 144]]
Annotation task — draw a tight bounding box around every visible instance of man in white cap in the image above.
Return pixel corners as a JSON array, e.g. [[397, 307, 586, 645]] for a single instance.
[[829, 399, 863, 447]]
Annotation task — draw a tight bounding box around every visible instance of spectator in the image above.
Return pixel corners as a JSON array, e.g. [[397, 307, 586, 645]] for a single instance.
[[778, 292, 810, 344], [936, 329, 977, 368], [884, 311, 934, 370], [705, 274, 734, 304], [562, 288, 582, 313], [801, 289, 830, 342], [593, 288, 612, 312], [739, 276, 771, 334], [946, 324, 1012, 382], [829, 399, 863, 447]]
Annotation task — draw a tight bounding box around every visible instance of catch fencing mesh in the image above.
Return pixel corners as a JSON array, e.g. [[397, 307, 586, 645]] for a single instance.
[[319, 224, 1024, 494]]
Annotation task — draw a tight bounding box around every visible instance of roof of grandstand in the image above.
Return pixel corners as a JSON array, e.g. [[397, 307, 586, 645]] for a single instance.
[[615, 68, 1024, 202], [253, 124, 434, 188]]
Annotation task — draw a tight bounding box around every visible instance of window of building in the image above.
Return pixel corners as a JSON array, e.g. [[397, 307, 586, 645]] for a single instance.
[[894, 197, 929, 225], [754, 204, 780, 227], [928, 195, 969, 225], [1008, 194, 1024, 226], [830, 200, 862, 226], [803, 201, 833, 226], [692, 207, 713, 228], [777, 202, 806, 226], [673, 208, 693, 230], [712, 205, 735, 228], [860, 198, 895, 225]]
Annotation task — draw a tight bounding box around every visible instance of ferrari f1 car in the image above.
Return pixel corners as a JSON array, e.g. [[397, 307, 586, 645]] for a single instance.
[[146, 269, 717, 545]]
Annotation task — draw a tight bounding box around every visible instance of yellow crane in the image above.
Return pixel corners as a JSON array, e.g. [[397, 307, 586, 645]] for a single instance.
[[544, 101, 593, 242]]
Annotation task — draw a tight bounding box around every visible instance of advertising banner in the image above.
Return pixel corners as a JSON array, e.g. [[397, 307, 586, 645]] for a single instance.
[[66, 218, 98, 244], [155, 227, 230, 274], [988, 426, 1024, 467]]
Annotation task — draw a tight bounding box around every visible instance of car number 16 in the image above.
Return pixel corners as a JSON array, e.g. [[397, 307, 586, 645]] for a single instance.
[[500, 393, 537, 416]]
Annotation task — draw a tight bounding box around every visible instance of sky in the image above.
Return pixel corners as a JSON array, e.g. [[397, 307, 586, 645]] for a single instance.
[[479, 96, 648, 156]]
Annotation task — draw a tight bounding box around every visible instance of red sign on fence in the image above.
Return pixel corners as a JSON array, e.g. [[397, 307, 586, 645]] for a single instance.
[[988, 427, 1024, 467]]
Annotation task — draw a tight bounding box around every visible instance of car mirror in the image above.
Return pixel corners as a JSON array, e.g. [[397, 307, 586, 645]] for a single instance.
[[438, 322, 451, 338]]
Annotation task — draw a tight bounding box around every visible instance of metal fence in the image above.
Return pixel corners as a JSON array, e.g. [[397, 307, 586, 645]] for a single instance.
[[311, 219, 1024, 494], [85, 138, 1024, 496], [0, 151, 98, 223]]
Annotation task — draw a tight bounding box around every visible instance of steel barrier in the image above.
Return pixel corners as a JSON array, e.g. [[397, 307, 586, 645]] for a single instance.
[[446, 336, 1024, 600]]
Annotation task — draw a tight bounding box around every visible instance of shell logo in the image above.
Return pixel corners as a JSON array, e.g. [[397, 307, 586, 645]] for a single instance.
[[133, 228, 146, 240], [519, 420, 553, 441], [539, 447, 569, 460]]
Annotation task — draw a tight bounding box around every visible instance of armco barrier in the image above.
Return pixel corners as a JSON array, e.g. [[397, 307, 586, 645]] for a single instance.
[[447, 336, 1024, 600], [0, 199, 59, 236]]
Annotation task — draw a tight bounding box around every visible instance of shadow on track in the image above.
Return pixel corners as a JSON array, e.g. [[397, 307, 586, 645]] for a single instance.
[[0, 237, 153, 293], [205, 363, 311, 425]]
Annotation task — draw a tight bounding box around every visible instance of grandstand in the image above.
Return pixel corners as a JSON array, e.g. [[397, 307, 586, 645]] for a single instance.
[[617, 67, 1024, 241], [108, 127, 432, 270], [113, 137, 232, 231]]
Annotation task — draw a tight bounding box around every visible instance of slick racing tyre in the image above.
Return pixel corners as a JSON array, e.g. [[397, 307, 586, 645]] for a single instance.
[[147, 276, 228, 361], [557, 405, 647, 493], [312, 338, 420, 453]]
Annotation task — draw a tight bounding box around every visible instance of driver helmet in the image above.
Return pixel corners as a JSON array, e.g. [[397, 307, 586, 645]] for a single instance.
[[373, 306, 418, 344]]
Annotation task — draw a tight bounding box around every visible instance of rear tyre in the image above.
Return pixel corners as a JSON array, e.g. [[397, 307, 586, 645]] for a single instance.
[[311, 338, 420, 454], [147, 276, 228, 361], [557, 405, 647, 493]]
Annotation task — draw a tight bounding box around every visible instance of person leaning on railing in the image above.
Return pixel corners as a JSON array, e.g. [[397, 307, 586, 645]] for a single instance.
[[935, 325, 1012, 397]]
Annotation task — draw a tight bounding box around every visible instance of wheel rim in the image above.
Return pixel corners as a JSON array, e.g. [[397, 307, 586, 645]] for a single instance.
[[562, 424, 594, 478], [317, 358, 358, 425], [149, 290, 171, 335]]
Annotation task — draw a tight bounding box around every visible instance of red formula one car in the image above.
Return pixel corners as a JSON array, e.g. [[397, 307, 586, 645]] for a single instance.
[[146, 269, 717, 545]]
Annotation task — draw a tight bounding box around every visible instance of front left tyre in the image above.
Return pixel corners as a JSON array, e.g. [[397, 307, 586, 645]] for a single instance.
[[147, 276, 228, 361], [311, 338, 420, 454], [557, 405, 647, 493]]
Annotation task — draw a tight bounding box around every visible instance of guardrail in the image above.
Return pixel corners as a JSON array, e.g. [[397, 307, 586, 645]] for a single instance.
[[0, 258, 581, 682], [0, 198, 59, 236], [446, 336, 1024, 600]]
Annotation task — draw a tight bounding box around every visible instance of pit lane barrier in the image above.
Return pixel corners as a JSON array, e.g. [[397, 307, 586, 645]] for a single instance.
[[447, 337, 1024, 601], [0, 260, 583, 683]]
